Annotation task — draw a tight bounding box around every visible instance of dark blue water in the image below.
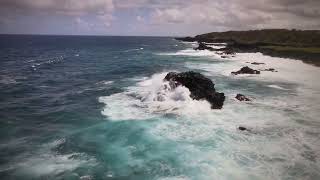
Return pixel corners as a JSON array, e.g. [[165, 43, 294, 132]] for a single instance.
[[1, 35, 320, 180], [0, 35, 198, 179]]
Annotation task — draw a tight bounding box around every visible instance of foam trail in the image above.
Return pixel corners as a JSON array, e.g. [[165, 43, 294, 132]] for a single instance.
[[10, 139, 96, 178], [206, 43, 226, 49], [124, 48, 144, 52], [267, 84, 289, 90], [149, 46, 320, 179], [158, 48, 222, 58], [99, 80, 114, 85]]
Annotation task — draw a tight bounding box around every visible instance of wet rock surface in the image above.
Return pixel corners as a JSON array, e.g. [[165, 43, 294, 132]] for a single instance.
[[262, 68, 278, 72], [235, 94, 251, 101], [164, 71, 225, 109], [231, 66, 261, 75], [194, 42, 214, 51], [251, 62, 265, 65], [238, 126, 250, 131]]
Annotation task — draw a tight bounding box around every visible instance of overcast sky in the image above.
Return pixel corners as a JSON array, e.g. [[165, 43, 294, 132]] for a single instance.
[[0, 0, 319, 36]]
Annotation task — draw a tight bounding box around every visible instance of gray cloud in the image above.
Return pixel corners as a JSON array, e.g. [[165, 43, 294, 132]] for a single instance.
[[0, 0, 115, 32], [148, 0, 320, 31], [0, 0, 114, 14], [0, 0, 319, 35]]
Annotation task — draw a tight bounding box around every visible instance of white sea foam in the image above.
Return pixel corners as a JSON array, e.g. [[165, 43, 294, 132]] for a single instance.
[[158, 176, 190, 180], [173, 48, 320, 89], [158, 48, 223, 58], [180, 41, 197, 45], [29, 56, 64, 71], [149, 93, 320, 179], [205, 42, 227, 45], [229, 53, 320, 88], [98, 80, 114, 85], [206, 44, 226, 49], [99, 72, 213, 121], [0, 75, 18, 84], [100, 46, 320, 179], [267, 84, 289, 90], [125, 48, 144, 52], [12, 138, 96, 177], [180, 49, 320, 117]]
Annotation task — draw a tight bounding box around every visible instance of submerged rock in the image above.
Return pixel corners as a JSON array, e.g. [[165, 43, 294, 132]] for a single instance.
[[238, 126, 248, 131], [164, 71, 225, 109], [194, 42, 214, 51], [262, 68, 277, 72], [235, 94, 251, 101], [231, 66, 260, 75], [223, 49, 236, 55]]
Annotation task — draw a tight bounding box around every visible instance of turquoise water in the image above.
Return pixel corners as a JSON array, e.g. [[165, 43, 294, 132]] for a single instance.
[[0, 35, 320, 180]]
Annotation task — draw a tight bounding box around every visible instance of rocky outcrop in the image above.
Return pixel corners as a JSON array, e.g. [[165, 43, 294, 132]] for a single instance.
[[175, 30, 320, 67], [231, 66, 260, 75], [194, 42, 214, 51], [175, 37, 196, 42], [238, 126, 250, 131], [235, 94, 251, 101], [164, 71, 225, 109], [223, 49, 236, 55], [262, 68, 277, 72], [251, 62, 265, 65]]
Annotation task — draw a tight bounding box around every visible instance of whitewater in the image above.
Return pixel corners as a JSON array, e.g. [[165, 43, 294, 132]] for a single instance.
[[99, 42, 320, 179], [1, 36, 319, 180]]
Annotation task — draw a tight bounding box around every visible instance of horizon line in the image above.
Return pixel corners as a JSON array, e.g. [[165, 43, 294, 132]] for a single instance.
[[0, 33, 175, 38], [1, 28, 319, 38]]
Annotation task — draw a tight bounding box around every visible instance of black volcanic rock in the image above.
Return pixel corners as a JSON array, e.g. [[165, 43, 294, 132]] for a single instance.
[[194, 42, 214, 51], [238, 126, 249, 131], [262, 68, 277, 72], [235, 94, 251, 101], [223, 49, 236, 55], [251, 62, 265, 65], [177, 29, 320, 66], [164, 71, 225, 109], [175, 37, 196, 42], [231, 66, 260, 75]]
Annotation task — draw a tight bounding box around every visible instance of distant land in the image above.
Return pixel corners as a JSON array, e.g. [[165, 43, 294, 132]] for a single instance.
[[176, 29, 320, 66]]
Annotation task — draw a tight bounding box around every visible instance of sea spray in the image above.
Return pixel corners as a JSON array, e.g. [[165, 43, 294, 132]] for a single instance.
[[99, 72, 212, 121]]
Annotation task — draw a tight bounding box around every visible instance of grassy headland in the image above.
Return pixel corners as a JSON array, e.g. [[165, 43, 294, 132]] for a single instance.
[[176, 29, 320, 66]]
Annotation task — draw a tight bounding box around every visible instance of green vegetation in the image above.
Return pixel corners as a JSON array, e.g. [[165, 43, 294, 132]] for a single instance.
[[190, 29, 320, 66], [261, 46, 320, 54], [196, 29, 320, 47]]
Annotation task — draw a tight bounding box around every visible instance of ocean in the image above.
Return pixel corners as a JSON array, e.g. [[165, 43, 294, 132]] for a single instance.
[[0, 35, 319, 180]]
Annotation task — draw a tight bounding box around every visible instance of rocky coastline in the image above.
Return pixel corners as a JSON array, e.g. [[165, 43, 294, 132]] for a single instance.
[[175, 29, 320, 66], [164, 71, 225, 109]]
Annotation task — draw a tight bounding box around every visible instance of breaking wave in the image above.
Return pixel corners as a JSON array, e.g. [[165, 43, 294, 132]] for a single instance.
[[99, 72, 212, 121], [6, 139, 97, 179]]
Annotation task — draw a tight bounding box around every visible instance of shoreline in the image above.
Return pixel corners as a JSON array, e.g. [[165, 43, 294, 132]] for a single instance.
[[175, 29, 320, 67], [160, 41, 320, 89], [176, 38, 320, 67]]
